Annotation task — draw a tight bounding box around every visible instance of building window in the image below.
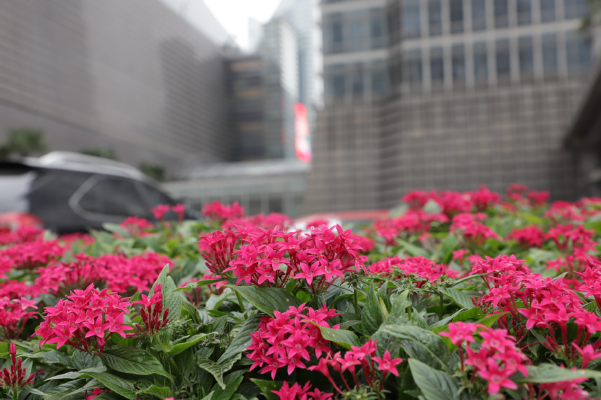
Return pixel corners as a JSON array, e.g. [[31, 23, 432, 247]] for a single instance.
[[332, 75, 346, 98], [496, 40, 511, 77], [352, 70, 364, 96], [372, 70, 387, 93], [472, 0, 487, 30], [428, 0, 443, 36], [519, 37, 534, 76], [540, 0, 556, 21], [494, 0, 509, 28], [566, 33, 592, 75], [430, 48, 444, 82], [403, 3, 421, 39], [473, 42, 488, 81], [403, 49, 423, 86], [371, 18, 386, 48], [452, 45, 466, 81], [565, 0, 587, 19], [450, 0, 464, 33], [517, 0, 532, 24], [542, 33, 558, 74]]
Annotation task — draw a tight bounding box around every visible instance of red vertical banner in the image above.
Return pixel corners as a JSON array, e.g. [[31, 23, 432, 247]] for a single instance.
[[294, 103, 311, 162]]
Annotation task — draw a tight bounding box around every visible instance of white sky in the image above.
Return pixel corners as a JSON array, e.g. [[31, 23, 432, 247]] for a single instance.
[[202, 0, 282, 49]]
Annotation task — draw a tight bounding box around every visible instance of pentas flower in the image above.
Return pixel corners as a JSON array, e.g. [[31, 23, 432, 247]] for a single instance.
[[572, 344, 601, 369], [0, 297, 37, 339], [60, 233, 95, 246], [374, 211, 448, 246], [451, 213, 498, 246], [0, 281, 34, 300], [247, 304, 340, 379], [0, 226, 43, 245], [527, 190, 550, 207], [305, 219, 330, 229], [0, 343, 35, 390], [151, 204, 171, 222], [507, 225, 545, 248], [452, 249, 470, 265], [35, 254, 100, 297], [271, 382, 316, 400], [85, 388, 109, 400], [544, 201, 585, 225], [37, 284, 132, 355], [368, 256, 458, 287], [202, 201, 245, 225], [93, 253, 172, 294], [172, 204, 186, 222], [506, 183, 529, 202], [402, 190, 435, 210], [460, 327, 528, 395], [133, 283, 169, 335], [120, 217, 154, 236], [223, 213, 293, 231], [0, 239, 65, 271], [469, 185, 501, 212], [539, 370, 589, 400], [434, 191, 472, 217], [199, 230, 244, 274]]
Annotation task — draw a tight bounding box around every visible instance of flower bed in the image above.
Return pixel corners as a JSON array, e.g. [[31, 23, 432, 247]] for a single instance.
[[2, 185, 601, 399]]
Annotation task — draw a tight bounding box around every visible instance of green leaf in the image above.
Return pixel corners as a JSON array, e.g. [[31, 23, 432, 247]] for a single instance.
[[409, 359, 459, 400], [83, 372, 136, 400], [362, 282, 385, 336], [515, 364, 601, 383], [396, 238, 431, 257], [251, 379, 283, 400], [207, 288, 234, 310], [168, 332, 215, 356], [438, 288, 475, 310], [101, 348, 172, 381], [476, 312, 507, 328], [151, 264, 182, 323], [102, 223, 131, 237], [448, 273, 491, 288], [584, 220, 601, 233], [381, 325, 455, 371], [198, 354, 242, 389], [518, 212, 544, 225], [47, 366, 106, 380], [174, 279, 225, 292], [389, 290, 410, 319], [218, 313, 263, 363], [213, 370, 245, 400], [315, 324, 361, 349], [452, 308, 485, 322], [227, 285, 302, 317], [430, 309, 466, 328], [137, 385, 174, 399]]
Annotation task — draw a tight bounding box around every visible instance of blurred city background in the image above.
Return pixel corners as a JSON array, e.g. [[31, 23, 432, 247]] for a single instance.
[[1, 0, 600, 220]]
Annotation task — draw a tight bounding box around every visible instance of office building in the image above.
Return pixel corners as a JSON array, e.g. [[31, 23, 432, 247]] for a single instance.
[[304, 0, 596, 212], [0, 0, 231, 176]]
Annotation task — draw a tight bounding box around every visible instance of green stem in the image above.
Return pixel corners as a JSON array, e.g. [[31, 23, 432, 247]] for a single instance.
[[354, 288, 359, 316], [235, 291, 246, 313], [438, 294, 444, 319]]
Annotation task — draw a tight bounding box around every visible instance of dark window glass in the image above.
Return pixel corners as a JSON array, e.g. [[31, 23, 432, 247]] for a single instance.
[[519, 37, 534, 75], [78, 177, 148, 217], [567, 35, 592, 75], [565, 0, 587, 18], [494, 0, 509, 27], [372, 71, 387, 92], [517, 0, 532, 24], [137, 183, 175, 209], [450, 0, 464, 33], [542, 34, 558, 73], [332, 22, 343, 43], [403, 4, 421, 38], [540, 0, 556, 21], [474, 48, 488, 80], [428, 0, 442, 36], [452, 47, 466, 81], [269, 197, 282, 213], [496, 41, 511, 77], [431, 51, 444, 82], [333, 75, 346, 97], [352, 73, 364, 95], [472, 0, 486, 30]]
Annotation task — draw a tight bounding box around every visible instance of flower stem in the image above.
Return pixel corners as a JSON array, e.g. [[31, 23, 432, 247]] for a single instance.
[[354, 288, 359, 316], [235, 291, 246, 313]]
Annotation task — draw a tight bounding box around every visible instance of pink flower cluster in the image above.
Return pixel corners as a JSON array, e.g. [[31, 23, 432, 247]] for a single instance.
[[0, 239, 65, 271], [374, 210, 448, 246], [151, 204, 186, 223], [0, 296, 37, 339], [272, 382, 332, 400], [247, 304, 339, 378], [539, 370, 591, 400], [37, 285, 132, 355], [506, 225, 545, 248], [223, 213, 292, 231], [180, 274, 226, 306], [0, 342, 35, 390], [308, 340, 402, 393], [0, 226, 43, 246], [202, 201, 244, 225], [133, 283, 169, 335], [451, 213, 498, 246], [368, 256, 458, 287], [546, 224, 596, 275], [224, 225, 367, 293], [120, 216, 154, 236]]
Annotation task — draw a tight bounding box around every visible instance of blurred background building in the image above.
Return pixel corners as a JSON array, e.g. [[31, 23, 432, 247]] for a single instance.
[[0, 0, 232, 174], [304, 0, 599, 212]]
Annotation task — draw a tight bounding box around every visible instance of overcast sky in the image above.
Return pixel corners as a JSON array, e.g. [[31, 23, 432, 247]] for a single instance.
[[202, 0, 282, 49]]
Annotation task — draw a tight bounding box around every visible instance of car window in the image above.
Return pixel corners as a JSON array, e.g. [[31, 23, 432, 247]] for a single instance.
[[78, 177, 148, 217], [137, 182, 176, 208], [0, 169, 37, 213]]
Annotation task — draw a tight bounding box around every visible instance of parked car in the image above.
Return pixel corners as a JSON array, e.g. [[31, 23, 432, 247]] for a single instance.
[[0, 151, 187, 233]]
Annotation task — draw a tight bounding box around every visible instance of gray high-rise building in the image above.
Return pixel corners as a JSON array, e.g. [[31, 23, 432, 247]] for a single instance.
[[0, 0, 232, 177], [305, 0, 596, 213]]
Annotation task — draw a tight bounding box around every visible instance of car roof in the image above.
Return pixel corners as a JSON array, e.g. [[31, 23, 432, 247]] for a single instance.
[[1, 152, 155, 183]]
